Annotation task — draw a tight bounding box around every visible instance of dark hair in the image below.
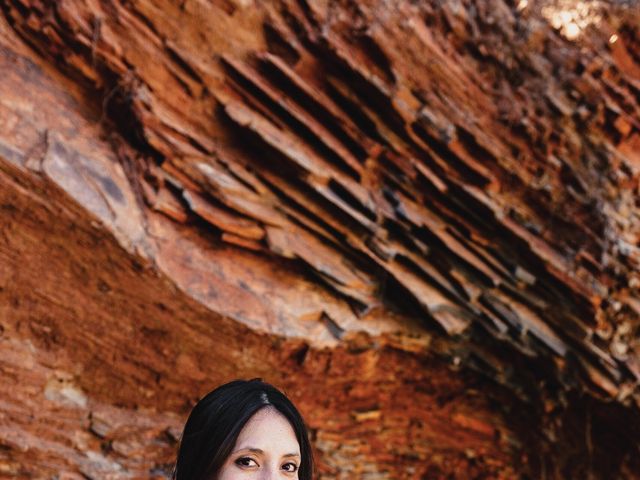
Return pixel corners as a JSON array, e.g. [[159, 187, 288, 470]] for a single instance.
[[173, 379, 313, 480]]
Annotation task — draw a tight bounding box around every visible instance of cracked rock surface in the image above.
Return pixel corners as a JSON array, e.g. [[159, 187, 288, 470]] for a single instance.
[[0, 0, 639, 478]]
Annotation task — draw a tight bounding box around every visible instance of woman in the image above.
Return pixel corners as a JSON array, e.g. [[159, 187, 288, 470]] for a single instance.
[[173, 379, 314, 480]]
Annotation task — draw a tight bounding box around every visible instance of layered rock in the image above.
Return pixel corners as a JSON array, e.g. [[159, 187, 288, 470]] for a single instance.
[[0, 0, 639, 477]]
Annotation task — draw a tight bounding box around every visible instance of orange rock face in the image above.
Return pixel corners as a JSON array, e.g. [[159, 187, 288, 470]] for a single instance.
[[0, 0, 639, 478]]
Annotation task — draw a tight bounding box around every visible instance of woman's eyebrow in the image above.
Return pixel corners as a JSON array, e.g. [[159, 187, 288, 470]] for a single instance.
[[233, 447, 264, 454], [232, 447, 300, 458]]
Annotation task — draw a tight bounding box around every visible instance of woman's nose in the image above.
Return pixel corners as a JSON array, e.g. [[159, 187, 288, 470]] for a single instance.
[[259, 470, 275, 480]]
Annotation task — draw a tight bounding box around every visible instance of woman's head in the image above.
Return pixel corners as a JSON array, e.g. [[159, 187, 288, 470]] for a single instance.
[[173, 379, 313, 480]]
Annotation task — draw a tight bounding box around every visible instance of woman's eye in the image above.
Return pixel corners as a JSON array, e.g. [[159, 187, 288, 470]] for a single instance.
[[235, 457, 258, 468], [282, 462, 298, 472]]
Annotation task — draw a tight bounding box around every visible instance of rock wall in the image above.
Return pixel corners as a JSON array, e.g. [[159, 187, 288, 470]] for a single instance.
[[0, 0, 639, 478]]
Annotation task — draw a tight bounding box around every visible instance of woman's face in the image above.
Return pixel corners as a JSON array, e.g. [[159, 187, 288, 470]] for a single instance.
[[217, 407, 301, 479]]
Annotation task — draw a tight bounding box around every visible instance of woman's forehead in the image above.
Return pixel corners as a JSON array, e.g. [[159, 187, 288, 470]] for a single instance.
[[234, 407, 300, 454]]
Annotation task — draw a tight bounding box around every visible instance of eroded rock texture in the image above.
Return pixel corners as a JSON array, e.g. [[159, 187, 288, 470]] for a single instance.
[[1, 0, 640, 478]]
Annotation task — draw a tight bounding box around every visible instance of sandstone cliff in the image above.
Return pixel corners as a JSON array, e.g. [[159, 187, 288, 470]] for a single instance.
[[0, 0, 639, 478]]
